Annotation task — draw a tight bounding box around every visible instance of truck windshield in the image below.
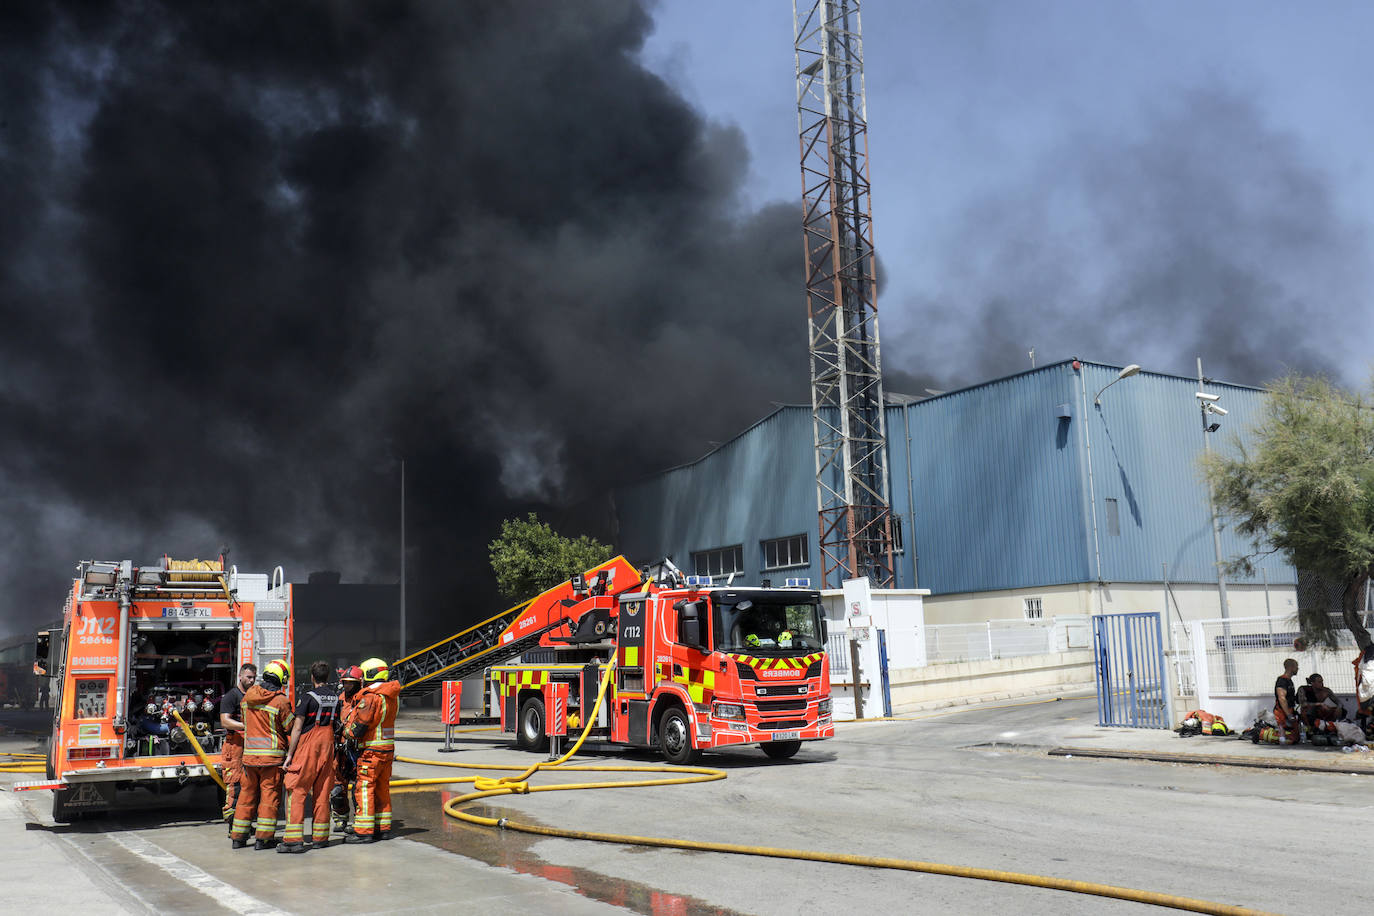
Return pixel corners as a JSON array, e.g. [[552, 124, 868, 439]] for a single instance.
[[715, 600, 824, 653]]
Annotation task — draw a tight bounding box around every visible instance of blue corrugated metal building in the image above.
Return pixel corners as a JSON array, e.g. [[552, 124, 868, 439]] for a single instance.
[[614, 359, 1296, 622]]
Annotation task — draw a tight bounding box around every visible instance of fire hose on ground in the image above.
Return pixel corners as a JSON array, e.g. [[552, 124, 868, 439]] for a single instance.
[[388, 662, 1275, 916], [0, 752, 45, 773]]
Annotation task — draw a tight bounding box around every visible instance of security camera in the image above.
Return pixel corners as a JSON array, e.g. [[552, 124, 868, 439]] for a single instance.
[[1195, 392, 1220, 402], [1207, 405, 1228, 416]]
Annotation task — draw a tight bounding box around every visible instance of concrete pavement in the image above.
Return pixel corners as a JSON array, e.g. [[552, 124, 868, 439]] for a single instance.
[[4, 692, 1370, 915]]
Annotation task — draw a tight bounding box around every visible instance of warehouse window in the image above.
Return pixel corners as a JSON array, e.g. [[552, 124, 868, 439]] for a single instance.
[[692, 545, 744, 579], [890, 516, 905, 554], [1023, 597, 1044, 620], [762, 534, 808, 570], [1105, 498, 1121, 536]]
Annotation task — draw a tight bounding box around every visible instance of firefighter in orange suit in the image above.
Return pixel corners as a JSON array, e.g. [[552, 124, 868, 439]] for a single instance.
[[218, 663, 258, 824], [230, 659, 294, 849], [331, 666, 363, 834], [343, 657, 400, 843], [278, 660, 340, 853]]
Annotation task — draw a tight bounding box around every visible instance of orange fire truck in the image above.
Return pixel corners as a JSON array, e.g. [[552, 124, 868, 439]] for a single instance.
[[18, 557, 292, 821], [482, 557, 833, 763]]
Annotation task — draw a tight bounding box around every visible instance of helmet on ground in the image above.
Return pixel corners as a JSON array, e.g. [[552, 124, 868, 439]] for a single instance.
[[361, 657, 390, 683], [1209, 721, 1229, 736], [340, 665, 363, 683], [262, 659, 290, 688]]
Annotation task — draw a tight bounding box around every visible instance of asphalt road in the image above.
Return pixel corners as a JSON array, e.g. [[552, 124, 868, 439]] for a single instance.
[[1, 696, 1362, 915]]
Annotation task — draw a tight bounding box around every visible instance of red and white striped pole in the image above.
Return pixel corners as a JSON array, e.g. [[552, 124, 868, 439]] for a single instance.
[[440, 680, 462, 753]]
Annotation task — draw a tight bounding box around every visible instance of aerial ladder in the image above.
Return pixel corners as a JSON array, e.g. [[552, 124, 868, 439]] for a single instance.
[[391, 556, 643, 700]]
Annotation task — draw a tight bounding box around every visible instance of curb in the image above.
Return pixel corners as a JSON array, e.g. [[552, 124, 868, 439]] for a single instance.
[[1049, 745, 1374, 775]]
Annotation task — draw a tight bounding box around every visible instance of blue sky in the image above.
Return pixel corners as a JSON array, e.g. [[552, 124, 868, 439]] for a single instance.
[[639, 1, 1374, 388]]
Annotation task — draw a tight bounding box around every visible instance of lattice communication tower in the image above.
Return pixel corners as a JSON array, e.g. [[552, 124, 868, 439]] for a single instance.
[[794, 0, 896, 587]]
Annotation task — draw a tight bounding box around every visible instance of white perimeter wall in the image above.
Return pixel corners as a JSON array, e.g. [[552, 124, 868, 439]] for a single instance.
[[923, 582, 1297, 628]]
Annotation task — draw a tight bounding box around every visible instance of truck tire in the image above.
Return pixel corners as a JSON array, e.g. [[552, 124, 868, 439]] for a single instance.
[[761, 740, 802, 760], [658, 706, 700, 766], [517, 696, 549, 753], [51, 786, 74, 823]]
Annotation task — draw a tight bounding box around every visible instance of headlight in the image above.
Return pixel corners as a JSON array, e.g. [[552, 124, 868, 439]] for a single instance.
[[818, 698, 832, 717], [712, 702, 746, 721]]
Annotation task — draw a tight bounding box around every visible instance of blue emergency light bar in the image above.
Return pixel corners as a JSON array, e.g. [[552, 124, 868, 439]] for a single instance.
[[684, 575, 712, 587], [784, 578, 811, 588]]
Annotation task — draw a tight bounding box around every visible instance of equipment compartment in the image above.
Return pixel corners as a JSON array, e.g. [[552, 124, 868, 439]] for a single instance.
[[126, 623, 238, 758]]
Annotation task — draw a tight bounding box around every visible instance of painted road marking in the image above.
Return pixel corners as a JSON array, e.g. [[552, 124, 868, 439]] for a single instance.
[[101, 829, 289, 916]]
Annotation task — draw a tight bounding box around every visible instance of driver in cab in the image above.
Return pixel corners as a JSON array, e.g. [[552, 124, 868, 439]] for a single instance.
[[739, 605, 793, 649]]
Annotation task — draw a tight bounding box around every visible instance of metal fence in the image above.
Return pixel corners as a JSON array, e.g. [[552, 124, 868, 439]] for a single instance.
[[1182, 614, 1360, 697], [826, 616, 1090, 676], [827, 632, 851, 676]]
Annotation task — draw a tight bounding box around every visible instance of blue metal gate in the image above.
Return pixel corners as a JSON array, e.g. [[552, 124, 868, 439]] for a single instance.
[[1093, 612, 1168, 728]]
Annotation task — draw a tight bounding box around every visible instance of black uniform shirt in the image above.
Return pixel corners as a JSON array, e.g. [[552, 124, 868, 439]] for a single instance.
[[1275, 675, 1295, 710], [294, 687, 341, 734], [220, 686, 244, 719]]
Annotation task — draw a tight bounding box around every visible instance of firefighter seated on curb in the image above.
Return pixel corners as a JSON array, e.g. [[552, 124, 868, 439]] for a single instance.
[[342, 657, 400, 844], [278, 660, 340, 854], [230, 660, 294, 850], [1298, 673, 1346, 743]]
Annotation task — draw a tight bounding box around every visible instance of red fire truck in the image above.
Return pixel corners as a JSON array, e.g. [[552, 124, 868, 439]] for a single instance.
[[18, 557, 292, 821], [487, 557, 833, 763]]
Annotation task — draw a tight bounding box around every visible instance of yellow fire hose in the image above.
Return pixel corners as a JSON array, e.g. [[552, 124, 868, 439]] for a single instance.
[[388, 661, 1274, 916], [0, 752, 45, 773], [170, 709, 227, 791]]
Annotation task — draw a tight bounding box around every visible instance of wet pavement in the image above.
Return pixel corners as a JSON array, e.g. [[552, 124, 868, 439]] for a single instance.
[[3, 695, 1370, 915]]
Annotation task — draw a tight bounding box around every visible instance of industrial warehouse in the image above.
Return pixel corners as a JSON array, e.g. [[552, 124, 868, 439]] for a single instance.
[[615, 357, 1297, 623], [613, 357, 1365, 726]]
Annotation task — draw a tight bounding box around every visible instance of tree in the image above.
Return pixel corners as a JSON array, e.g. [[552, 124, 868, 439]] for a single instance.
[[488, 513, 614, 602], [1203, 374, 1374, 650]]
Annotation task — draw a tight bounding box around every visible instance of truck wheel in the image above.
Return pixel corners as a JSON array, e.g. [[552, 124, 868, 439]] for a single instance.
[[51, 787, 74, 823], [761, 740, 802, 760], [517, 696, 549, 753], [658, 707, 700, 765], [45, 743, 55, 781]]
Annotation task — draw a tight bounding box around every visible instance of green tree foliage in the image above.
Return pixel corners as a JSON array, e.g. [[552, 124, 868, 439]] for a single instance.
[[1203, 374, 1374, 649], [489, 513, 614, 602]]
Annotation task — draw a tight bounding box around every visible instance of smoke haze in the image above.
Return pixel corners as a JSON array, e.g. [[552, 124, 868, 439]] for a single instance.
[[887, 87, 1366, 388], [3, 3, 1369, 643]]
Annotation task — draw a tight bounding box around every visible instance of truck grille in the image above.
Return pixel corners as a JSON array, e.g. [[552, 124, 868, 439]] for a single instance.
[[755, 699, 807, 713], [763, 719, 808, 731]]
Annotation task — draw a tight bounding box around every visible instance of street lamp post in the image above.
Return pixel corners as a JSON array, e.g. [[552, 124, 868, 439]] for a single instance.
[[1196, 358, 1236, 692], [1094, 364, 1142, 406], [1081, 362, 1142, 617], [400, 458, 407, 660]]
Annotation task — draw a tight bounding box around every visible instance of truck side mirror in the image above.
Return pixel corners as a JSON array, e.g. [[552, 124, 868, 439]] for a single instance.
[[677, 600, 708, 652], [820, 618, 828, 643]]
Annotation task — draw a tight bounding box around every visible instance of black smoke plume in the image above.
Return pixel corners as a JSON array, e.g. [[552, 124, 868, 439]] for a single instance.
[[0, 1, 808, 642]]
